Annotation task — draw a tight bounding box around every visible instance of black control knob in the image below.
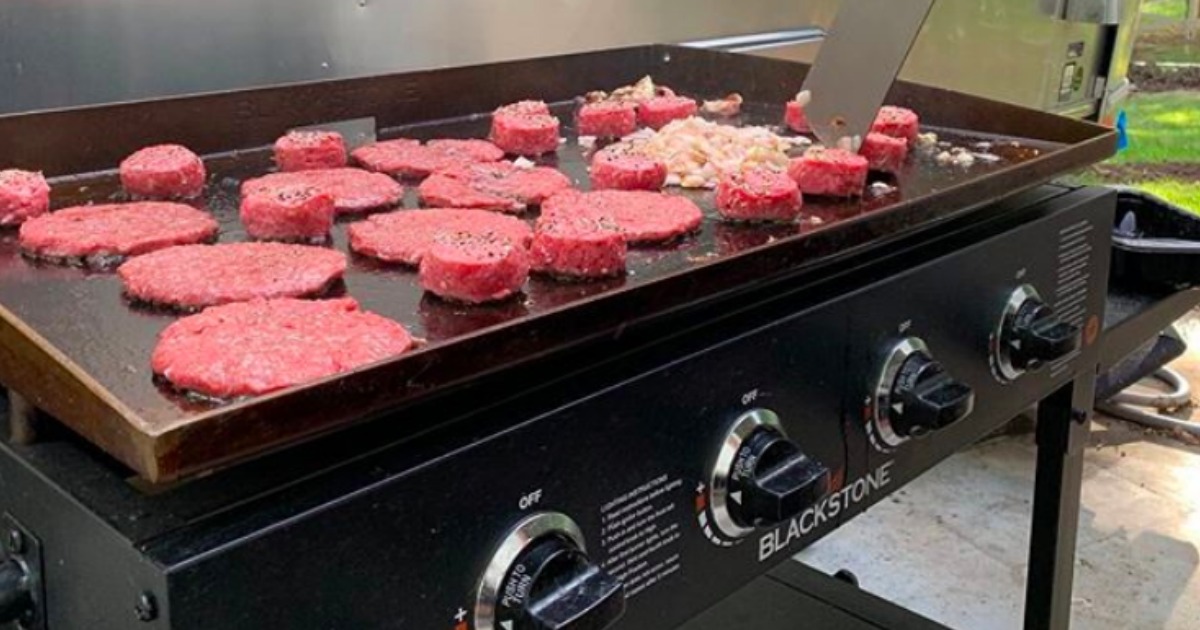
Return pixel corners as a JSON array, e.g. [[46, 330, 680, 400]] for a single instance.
[[874, 338, 974, 449], [0, 561, 32, 625], [727, 427, 831, 528], [478, 513, 625, 630], [1007, 301, 1079, 370], [888, 351, 975, 439], [709, 410, 831, 540], [994, 286, 1080, 381], [494, 535, 625, 630]]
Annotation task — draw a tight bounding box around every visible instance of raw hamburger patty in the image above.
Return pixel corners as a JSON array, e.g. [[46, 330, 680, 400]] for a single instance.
[[419, 232, 530, 304], [531, 214, 626, 279], [871, 106, 920, 144], [352, 139, 504, 179], [785, 100, 811, 133], [240, 185, 335, 242], [491, 100, 562, 156], [242, 168, 403, 214], [120, 144, 207, 199], [0, 169, 50, 226], [638, 96, 698, 130], [860, 133, 909, 174], [578, 101, 638, 138], [590, 144, 667, 191], [274, 130, 348, 172], [542, 190, 703, 244], [716, 168, 803, 223], [152, 297, 414, 398], [787, 148, 869, 198], [348, 208, 533, 266], [418, 162, 572, 213], [19, 202, 219, 264], [119, 242, 347, 309]]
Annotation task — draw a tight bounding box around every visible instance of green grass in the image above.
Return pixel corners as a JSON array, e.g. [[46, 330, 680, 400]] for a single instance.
[[1110, 91, 1200, 164], [1144, 0, 1189, 20], [1132, 179, 1200, 208], [1110, 3, 1200, 212], [1135, 38, 1200, 64], [1088, 92, 1200, 213], [1136, 0, 1200, 63]]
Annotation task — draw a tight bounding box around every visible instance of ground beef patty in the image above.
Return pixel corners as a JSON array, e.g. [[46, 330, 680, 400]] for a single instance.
[[491, 100, 562, 156], [578, 101, 638, 139], [638, 96, 698, 130], [120, 144, 207, 199], [418, 162, 572, 213], [542, 190, 703, 244], [348, 208, 532, 266], [152, 297, 414, 398], [787, 148, 869, 198], [19, 202, 219, 267], [871, 106, 920, 144], [716, 168, 803, 223], [531, 214, 626, 279], [785, 100, 811, 134], [119, 242, 346, 309], [242, 168, 403, 215], [590, 144, 667, 191], [352, 139, 504, 179], [0, 169, 50, 226], [274, 130, 348, 172], [419, 232, 530, 304], [240, 185, 335, 242], [860, 133, 909, 174]]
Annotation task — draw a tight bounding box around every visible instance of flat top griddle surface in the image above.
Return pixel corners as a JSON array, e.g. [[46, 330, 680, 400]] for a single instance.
[[0, 106, 1038, 417], [0, 47, 1114, 480]]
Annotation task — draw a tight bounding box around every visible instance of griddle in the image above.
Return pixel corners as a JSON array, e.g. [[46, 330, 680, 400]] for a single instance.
[[0, 46, 1116, 481]]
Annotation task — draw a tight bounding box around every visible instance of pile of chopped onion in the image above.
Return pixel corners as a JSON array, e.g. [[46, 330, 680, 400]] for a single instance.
[[587, 75, 673, 103], [632, 117, 807, 189]]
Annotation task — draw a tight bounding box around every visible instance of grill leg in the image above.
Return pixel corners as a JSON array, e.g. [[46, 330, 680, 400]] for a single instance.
[[1023, 375, 1093, 630]]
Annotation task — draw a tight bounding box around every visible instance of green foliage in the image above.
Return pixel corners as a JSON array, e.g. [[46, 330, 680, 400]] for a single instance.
[[1133, 179, 1200, 210], [1089, 93, 1200, 213], [1144, 0, 1189, 20], [1111, 92, 1200, 165]]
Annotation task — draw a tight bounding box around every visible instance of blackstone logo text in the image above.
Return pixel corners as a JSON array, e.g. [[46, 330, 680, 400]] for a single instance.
[[758, 461, 894, 561]]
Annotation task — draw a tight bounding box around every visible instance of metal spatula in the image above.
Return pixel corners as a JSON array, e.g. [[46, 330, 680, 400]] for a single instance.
[[801, 0, 936, 149]]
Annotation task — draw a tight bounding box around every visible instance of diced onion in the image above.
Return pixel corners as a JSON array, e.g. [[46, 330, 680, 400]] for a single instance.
[[632, 116, 795, 189]]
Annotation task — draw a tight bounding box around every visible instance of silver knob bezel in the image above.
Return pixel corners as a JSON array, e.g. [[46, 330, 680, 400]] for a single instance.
[[709, 408, 786, 540], [992, 284, 1041, 383], [474, 511, 587, 630], [872, 337, 929, 449]]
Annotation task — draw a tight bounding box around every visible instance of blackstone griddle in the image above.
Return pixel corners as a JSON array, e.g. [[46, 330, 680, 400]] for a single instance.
[[0, 44, 1143, 630], [0, 46, 1115, 482]]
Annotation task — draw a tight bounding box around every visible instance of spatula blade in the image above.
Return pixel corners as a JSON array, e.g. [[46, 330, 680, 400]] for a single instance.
[[801, 0, 935, 149]]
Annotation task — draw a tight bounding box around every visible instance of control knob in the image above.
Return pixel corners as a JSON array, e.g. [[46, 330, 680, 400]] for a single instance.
[[873, 338, 975, 449], [710, 410, 831, 539], [993, 285, 1080, 382], [476, 513, 625, 630]]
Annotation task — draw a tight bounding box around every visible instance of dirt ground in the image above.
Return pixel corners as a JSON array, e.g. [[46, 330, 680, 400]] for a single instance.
[[1129, 64, 1200, 91], [1093, 162, 1200, 181]]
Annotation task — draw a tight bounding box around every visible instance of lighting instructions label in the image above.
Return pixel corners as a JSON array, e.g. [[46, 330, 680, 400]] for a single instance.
[[1050, 218, 1094, 377], [598, 474, 684, 599]]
